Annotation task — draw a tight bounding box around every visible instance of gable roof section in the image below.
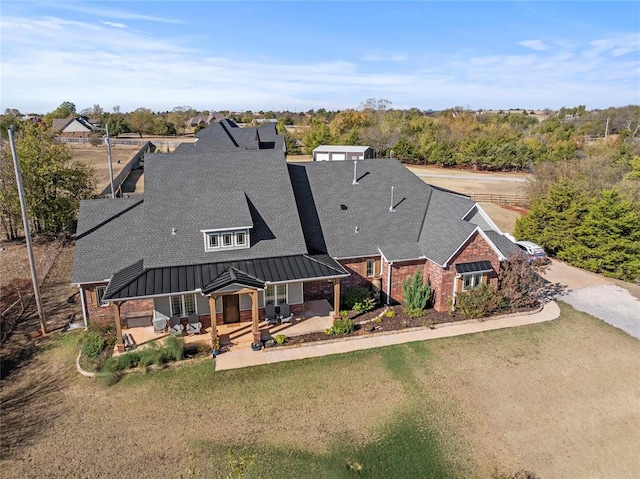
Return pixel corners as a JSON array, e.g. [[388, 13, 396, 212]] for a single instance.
[[103, 254, 348, 301], [72, 197, 145, 284], [141, 149, 308, 268], [201, 266, 266, 295], [483, 230, 521, 258], [417, 188, 478, 266]]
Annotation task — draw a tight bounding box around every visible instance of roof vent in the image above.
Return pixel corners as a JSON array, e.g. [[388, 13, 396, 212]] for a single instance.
[[352, 161, 359, 185], [340, 204, 348, 210], [171, 227, 177, 235], [355, 225, 359, 233], [389, 186, 396, 213]]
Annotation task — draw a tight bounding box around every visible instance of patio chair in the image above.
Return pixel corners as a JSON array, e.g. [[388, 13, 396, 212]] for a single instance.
[[187, 313, 202, 335], [265, 303, 279, 326], [169, 316, 183, 335], [279, 303, 294, 324], [153, 317, 167, 334]]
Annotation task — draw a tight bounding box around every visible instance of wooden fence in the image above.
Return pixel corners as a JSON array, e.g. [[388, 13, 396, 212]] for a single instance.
[[99, 141, 155, 197], [470, 193, 529, 207]]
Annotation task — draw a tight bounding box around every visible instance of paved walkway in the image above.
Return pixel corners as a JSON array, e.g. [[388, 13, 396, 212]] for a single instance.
[[214, 301, 561, 371]]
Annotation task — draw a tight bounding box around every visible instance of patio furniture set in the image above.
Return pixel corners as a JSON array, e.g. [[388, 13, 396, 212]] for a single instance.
[[264, 303, 295, 327], [152, 314, 202, 335]]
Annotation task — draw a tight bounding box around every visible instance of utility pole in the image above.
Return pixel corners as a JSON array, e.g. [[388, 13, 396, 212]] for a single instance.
[[7, 126, 47, 335], [104, 123, 115, 198]]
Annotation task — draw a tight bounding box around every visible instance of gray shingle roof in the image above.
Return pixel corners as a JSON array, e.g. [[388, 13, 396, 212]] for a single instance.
[[141, 149, 308, 268], [72, 198, 145, 283], [484, 230, 520, 258], [289, 159, 432, 258]]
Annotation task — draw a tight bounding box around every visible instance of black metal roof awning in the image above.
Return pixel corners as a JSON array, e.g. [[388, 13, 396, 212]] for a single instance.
[[201, 266, 266, 295], [103, 254, 349, 301], [455, 260, 493, 274]]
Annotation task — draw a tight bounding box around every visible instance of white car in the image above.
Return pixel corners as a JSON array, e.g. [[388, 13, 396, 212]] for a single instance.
[[515, 240, 548, 261]]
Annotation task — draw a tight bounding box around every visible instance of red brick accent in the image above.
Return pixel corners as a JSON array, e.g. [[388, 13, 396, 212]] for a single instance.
[[304, 280, 334, 303], [383, 232, 501, 312]]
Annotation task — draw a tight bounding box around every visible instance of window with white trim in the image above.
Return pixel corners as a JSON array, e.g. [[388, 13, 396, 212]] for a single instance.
[[462, 273, 483, 291], [203, 229, 250, 252], [95, 286, 108, 307], [264, 284, 287, 306], [170, 294, 196, 317], [365, 259, 380, 278]]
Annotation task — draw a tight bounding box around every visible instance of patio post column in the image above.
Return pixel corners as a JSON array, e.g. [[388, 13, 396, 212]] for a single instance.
[[333, 279, 341, 319], [209, 295, 218, 342], [113, 302, 124, 353], [251, 289, 260, 343]]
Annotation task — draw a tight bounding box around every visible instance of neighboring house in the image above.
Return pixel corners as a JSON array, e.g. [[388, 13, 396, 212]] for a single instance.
[[55, 116, 101, 137], [313, 145, 374, 161], [187, 112, 227, 128], [72, 123, 517, 352]]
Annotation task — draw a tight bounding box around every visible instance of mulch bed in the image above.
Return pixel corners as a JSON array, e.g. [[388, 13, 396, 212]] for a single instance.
[[267, 303, 540, 348], [273, 305, 457, 347]]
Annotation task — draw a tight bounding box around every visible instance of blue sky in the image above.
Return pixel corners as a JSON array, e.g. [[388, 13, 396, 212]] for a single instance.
[[2, 1, 639, 114]]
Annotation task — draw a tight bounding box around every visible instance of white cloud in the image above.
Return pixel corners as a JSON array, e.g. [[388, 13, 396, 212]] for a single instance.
[[101, 21, 127, 29], [1, 12, 638, 113], [363, 52, 409, 62], [51, 2, 183, 24], [519, 40, 548, 51]]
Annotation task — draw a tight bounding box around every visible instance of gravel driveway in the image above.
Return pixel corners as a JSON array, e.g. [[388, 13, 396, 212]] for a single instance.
[[542, 260, 640, 339], [560, 285, 640, 339]]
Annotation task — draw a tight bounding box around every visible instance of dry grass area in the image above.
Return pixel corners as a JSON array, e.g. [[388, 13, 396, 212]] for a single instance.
[[69, 144, 140, 193], [1, 301, 638, 478]]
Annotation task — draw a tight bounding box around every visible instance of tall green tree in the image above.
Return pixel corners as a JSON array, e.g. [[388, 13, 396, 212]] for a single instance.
[[558, 189, 640, 281], [514, 180, 591, 256], [0, 122, 95, 239], [128, 108, 154, 138]]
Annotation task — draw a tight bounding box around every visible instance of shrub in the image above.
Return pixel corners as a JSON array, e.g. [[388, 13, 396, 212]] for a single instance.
[[384, 309, 395, 318], [404, 307, 424, 319], [115, 351, 140, 370], [455, 283, 499, 319], [82, 332, 105, 360], [274, 334, 287, 345], [325, 318, 355, 336], [138, 347, 163, 368], [163, 335, 184, 361], [353, 297, 376, 313], [402, 270, 431, 315], [341, 286, 374, 310]]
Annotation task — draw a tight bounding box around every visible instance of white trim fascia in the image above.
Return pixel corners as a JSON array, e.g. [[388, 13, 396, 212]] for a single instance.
[[103, 290, 200, 303], [477, 229, 506, 261], [264, 274, 349, 286], [442, 226, 505, 268], [333, 253, 381, 261], [442, 228, 481, 268], [463, 203, 503, 234], [72, 280, 110, 286], [200, 226, 253, 233]]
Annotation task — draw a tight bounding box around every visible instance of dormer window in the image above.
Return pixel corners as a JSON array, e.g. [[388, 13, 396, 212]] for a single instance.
[[203, 228, 250, 252]]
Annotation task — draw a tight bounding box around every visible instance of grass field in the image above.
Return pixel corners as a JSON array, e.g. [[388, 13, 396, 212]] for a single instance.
[[2, 303, 638, 478]]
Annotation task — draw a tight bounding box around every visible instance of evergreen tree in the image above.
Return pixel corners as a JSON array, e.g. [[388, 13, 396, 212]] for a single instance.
[[559, 189, 640, 281], [514, 180, 591, 256]]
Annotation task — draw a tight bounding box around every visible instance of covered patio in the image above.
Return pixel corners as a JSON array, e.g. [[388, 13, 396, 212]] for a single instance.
[[113, 300, 334, 355]]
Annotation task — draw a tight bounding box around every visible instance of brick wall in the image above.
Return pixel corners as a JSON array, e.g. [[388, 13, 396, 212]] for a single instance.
[[383, 232, 501, 312]]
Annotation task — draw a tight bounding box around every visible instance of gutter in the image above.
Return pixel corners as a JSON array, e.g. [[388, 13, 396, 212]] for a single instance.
[[78, 285, 88, 330]]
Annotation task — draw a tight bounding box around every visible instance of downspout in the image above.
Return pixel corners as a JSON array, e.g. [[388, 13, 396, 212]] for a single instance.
[[78, 285, 88, 330], [386, 261, 393, 305], [452, 274, 460, 311]]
